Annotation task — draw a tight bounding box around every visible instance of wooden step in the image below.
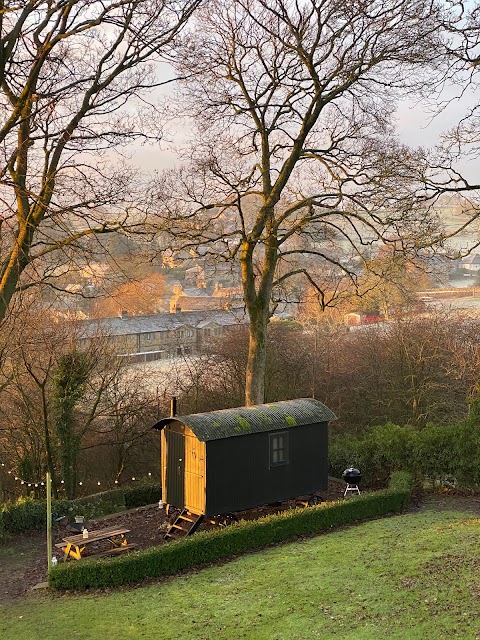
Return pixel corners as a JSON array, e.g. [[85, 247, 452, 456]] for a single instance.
[[179, 515, 197, 523], [164, 532, 182, 540], [164, 510, 204, 540]]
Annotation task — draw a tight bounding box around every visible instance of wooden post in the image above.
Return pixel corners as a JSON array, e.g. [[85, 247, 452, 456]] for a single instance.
[[170, 397, 177, 417], [46, 471, 52, 572]]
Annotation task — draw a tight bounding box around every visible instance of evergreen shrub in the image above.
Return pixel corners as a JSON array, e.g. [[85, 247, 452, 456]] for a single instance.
[[330, 415, 480, 489], [72, 489, 126, 519], [1, 497, 71, 535], [453, 419, 480, 488], [413, 424, 456, 483], [124, 483, 162, 509], [49, 473, 412, 591], [0, 510, 5, 543], [0, 484, 161, 540], [329, 423, 417, 485]]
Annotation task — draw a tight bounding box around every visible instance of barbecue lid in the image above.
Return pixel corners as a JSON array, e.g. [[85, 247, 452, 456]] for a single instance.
[[342, 467, 362, 483]]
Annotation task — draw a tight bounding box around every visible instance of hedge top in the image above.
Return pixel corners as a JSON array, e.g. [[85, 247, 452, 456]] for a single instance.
[[153, 398, 337, 441]]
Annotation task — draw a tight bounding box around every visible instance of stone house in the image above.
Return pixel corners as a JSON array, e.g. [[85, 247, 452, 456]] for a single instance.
[[77, 309, 247, 363], [169, 283, 243, 314]]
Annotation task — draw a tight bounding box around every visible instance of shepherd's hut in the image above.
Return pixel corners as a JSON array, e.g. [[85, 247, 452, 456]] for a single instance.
[[153, 398, 336, 533]]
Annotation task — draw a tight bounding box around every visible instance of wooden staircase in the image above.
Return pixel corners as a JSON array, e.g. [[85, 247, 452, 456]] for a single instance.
[[164, 509, 204, 540]]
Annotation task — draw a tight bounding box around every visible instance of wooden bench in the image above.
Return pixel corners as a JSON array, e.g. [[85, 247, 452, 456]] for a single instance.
[[57, 526, 132, 560], [93, 543, 138, 558], [55, 542, 68, 550]]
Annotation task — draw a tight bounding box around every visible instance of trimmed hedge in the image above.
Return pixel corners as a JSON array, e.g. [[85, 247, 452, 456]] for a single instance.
[[71, 489, 126, 519], [1, 498, 71, 536], [124, 483, 162, 509], [0, 483, 162, 540], [48, 472, 413, 591]]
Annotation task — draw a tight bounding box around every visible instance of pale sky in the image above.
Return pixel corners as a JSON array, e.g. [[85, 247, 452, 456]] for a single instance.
[[130, 63, 480, 183]]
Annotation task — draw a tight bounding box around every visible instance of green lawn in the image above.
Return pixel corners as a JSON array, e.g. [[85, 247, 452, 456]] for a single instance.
[[1, 506, 480, 640]]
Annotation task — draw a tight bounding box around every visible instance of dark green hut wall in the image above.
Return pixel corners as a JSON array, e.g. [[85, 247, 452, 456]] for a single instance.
[[204, 422, 328, 516]]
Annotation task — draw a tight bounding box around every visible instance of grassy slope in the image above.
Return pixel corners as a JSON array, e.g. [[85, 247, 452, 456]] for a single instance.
[[1, 507, 479, 640]]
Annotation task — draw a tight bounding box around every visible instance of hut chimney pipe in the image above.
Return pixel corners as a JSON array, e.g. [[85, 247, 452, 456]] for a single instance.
[[170, 397, 177, 417]]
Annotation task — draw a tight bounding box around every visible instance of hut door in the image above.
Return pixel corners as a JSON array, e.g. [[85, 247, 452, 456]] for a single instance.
[[165, 428, 185, 509], [184, 430, 206, 514]]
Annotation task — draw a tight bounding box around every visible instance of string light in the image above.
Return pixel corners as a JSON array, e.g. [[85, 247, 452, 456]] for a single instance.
[[0, 459, 157, 492]]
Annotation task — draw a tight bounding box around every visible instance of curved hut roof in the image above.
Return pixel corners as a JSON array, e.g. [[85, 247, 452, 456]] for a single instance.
[[153, 398, 336, 442]]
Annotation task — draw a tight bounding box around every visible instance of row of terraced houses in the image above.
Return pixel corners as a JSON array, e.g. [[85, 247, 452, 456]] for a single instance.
[[78, 308, 248, 363]]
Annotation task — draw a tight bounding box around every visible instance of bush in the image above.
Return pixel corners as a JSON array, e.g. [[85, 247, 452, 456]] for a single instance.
[[330, 417, 480, 490], [414, 424, 457, 484], [0, 510, 5, 543], [328, 434, 367, 481], [1, 497, 71, 535], [387, 470, 415, 494], [363, 423, 417, 482], [71, 489, 126, 519], [452, 418, 480, 488], [49, 474, 412, 591], [0, 484, 161, 540], [329, 423, 417, 485], [123, 483, 162, 509]]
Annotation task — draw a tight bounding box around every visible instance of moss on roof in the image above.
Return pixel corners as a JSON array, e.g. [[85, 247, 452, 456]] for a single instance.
[[153, 398, 336, 442]]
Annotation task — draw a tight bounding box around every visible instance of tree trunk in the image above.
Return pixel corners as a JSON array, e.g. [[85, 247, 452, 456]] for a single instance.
[[245, 308, 269, 406], [241, 229, 278, 406], [0, 227, 35, 323]]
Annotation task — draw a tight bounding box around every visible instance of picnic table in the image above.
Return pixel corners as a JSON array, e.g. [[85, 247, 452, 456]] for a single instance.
[[55, 525, 135, 561]]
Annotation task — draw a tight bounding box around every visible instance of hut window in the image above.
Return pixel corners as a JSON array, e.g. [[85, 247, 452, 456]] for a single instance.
[[269, 432, 289, 467]]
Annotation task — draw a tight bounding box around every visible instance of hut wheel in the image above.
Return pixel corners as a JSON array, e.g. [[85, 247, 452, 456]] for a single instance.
[[217, 513, 239, 527]]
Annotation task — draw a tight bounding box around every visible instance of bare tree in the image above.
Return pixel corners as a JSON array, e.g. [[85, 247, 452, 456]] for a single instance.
[[418, 1, 480, 246], [0, 304, 164, 498], [92, 273, 168, 317], [82, 370, 160, 483], [0, 0, 200, 322], [154, 0, 445, 404], [334, 313, 480, 430]]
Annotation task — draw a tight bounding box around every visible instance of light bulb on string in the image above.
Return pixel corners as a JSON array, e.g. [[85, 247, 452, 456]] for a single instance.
[[1, 462, 155, 493]]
